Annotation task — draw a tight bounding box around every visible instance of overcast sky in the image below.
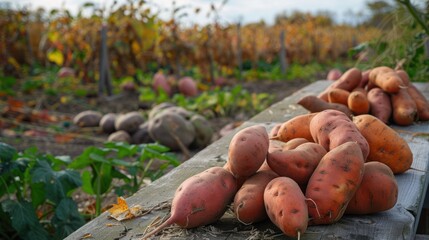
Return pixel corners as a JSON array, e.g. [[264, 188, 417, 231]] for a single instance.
[[13, 0, 396, 25]]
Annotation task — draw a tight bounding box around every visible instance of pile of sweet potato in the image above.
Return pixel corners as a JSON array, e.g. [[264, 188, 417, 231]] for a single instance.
[[143, 109, 413, 239], [298, 67, 429, 126]]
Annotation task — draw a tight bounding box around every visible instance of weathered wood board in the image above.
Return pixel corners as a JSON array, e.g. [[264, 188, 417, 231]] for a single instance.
[[65, 80, 429, 240]]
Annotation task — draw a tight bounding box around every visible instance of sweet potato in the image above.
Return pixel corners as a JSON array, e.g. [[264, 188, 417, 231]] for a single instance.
[[269, 123, 282, 138], [346, 162, 398, 215], [306, 142, 365, 225], [267, 142, 327, 187], [178, 76, 198, 97], [369, 66, 404, 93], [326, 68, 342, 81], [227, 125, 269, 179], [309, 109, 370, 160], [153, 71, 171, 95], [318, 68, 362, 101], [264, 177, 308, 238], [282, 138, 310, 150], [352, 114, 413, 174], [298, 95, 353, 117], [273, 113, 317, 142], [367, 87, 392, 124], [327, 88, 350, 105], [358, 69, 371, 89], [396, 70, 429, 121], [143, 167, 237, 238], [391, 88, 418, 126], [347, 89, 370, 115], [233, 169, 279, 224]]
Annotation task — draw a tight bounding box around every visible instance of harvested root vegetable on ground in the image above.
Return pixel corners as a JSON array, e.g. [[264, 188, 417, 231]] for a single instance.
[[327, 88, 350, 105], [267, 142, 327, 188], [306, 142, 365, 225], [318, 67, 362, 101], [369, 66, 404, 94], [367, 87, 392, 124], [346, 162, 398, 215], [73, 110, 103, 127], [391, 88, 418, 126], [142, 166, 238, 238], [264, 177, 308, 238], [396, 70, 429, 121], [273, 113, 317, 142], [309, 109, 369, 160], [99, 113, 117, 133], [353, 114, 413, 174], [148, 111, 196, 151], [347, 89, 370, 115], [115, 111, 145, 133], [233, 169, 279, 224], [226, 125, 269, 179], [297, 95, 353, 117]]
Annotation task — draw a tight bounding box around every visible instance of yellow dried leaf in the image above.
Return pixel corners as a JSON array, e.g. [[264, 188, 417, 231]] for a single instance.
[[79, 233, 93, 239], [108, 197, 144, 221]]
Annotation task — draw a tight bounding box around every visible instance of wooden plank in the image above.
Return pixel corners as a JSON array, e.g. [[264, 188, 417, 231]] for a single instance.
[[65, 80, 429, 240]]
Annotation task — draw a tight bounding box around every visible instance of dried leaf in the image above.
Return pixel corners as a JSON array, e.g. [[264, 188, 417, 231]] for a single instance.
[[107, 197, 143, 221], [79, 233, 94, 239]]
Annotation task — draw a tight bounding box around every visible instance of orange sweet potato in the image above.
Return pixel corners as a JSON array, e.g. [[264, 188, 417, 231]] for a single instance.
[[306, 142, 365, 225], [352, 114, 413, 174], [391, 87, 418, 126], [227, 125, 269, 179], [273, 113, 317, 142], [346, 162, 398, 214], [309, 109, 370, 160], [143, 167, 238, 238], [367, 87, 392, 124], [233, 169, 279, 224], [264, 177, 308, 238], [369, 66, 404, 93], [298, 95, 353, 117], [396, 70, 429, 121], [347, 89, 370, 115], [267, 142, 327, 187], [318, 68, 362, 101], [327, 88, 350, 105]]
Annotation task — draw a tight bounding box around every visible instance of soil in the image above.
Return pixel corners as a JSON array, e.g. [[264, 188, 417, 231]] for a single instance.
[[0, 79, 310, 160]]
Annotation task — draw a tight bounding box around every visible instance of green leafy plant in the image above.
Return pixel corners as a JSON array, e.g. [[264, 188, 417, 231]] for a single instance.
[[68, 141, 180, 216], [171, 85, 274, 118], [0, 143, 83, 240]]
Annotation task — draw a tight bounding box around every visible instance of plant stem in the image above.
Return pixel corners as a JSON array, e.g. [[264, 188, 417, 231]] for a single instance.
[[397, 0, 429, 35]]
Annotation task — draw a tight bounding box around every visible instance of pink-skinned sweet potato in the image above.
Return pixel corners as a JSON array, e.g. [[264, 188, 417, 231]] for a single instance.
[[226, 125, 269, 179], [309, 109, 369, 160], [345, 161, 398, 215], [233, 169, 279, 224], [143, 166, 238, 238], [267, 142, 327, 188], [306, 142, 365, 225], [264, 177, 308, 238]]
